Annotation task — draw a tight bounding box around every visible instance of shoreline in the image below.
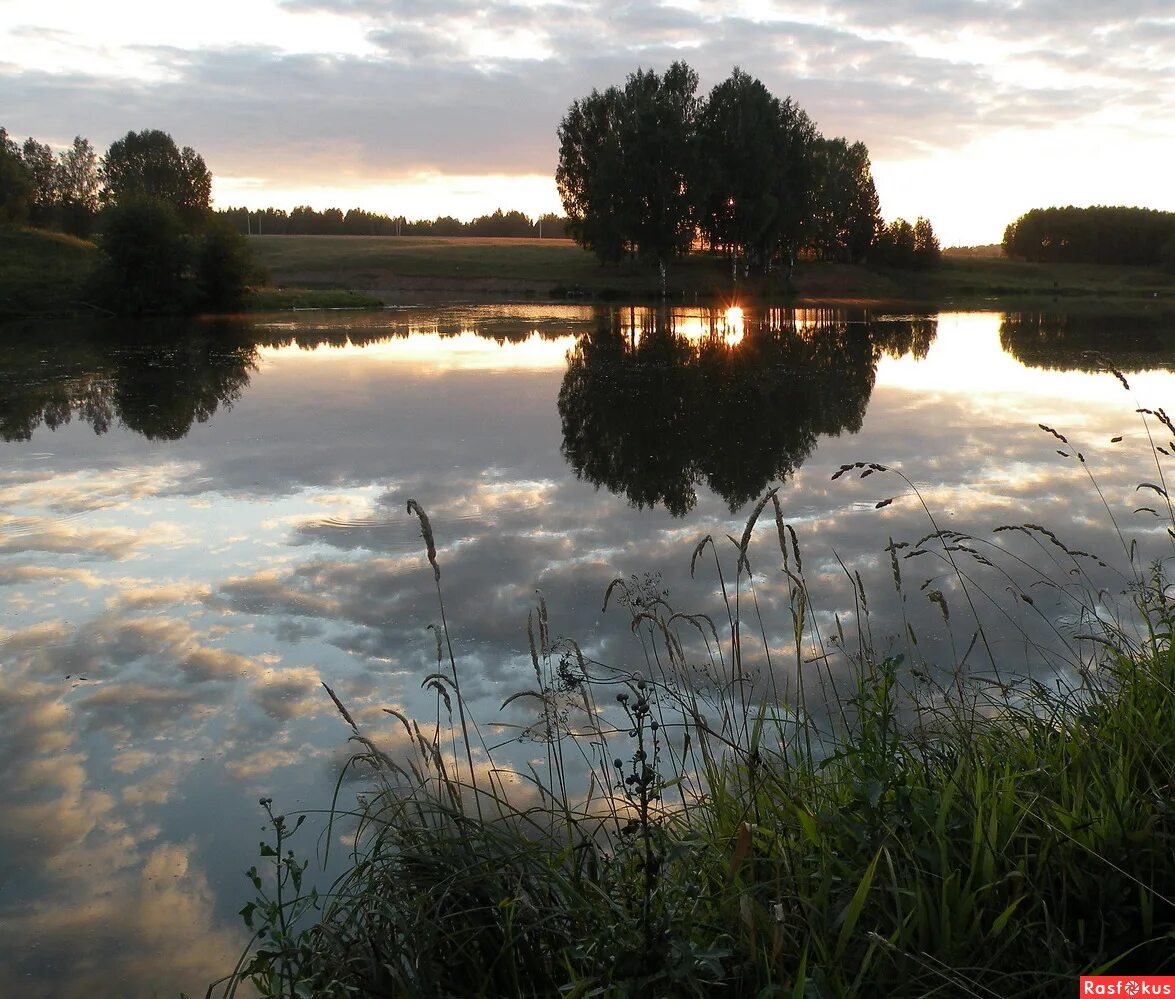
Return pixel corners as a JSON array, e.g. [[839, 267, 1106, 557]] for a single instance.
[[4, 228, 1175, 322]]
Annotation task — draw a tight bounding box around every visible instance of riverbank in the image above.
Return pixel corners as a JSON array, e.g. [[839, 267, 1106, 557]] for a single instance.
[[5, 227, 1175, 321]]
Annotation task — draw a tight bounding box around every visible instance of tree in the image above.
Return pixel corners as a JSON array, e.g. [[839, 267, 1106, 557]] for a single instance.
[[536, 212, 569, 238], [21, 137, 58, 228], [874, 218, 916, 268], [557, 84, 633, 263], [195, 218, 253, 311], [320, 207, 345, 234], [809, 138, 881, 262], [56, 136, 100, 237], [616, 62, 700, 272], [912, 216, 941, 268], [95, 196, 191, 314], [469, 209, 535, 237], [1003, 206, 1175, 265], [694, 69, 778, 267], [873, 217, 941, 269], [100, 129, 212, 229], [771, 96, 819, 266], [1162, 233, 1175, 275], [557, 61, 700, 273], [0, 127, 31, 225], [554, 63, 912, 279], [693, 69, 816, 272]]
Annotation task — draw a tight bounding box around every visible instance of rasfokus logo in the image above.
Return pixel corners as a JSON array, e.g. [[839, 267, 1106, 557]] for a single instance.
[[1081, 978, 1175, 996]]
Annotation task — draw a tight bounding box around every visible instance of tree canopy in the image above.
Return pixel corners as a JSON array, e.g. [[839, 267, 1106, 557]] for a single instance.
[[100, 129, 212, 228], [21, 137, 58, 228], [94, 196, 191, 314], [559, 309, 937, 514], [57, 137, 100, 236], [0, 127, 103, 236], [872, 216, 941, 269], [693, 69, 817, 269], [808, 138, 881, 263], [557, 82, 639, 263], [214, 204, 569, 238], [0, 128, 32, 225], [556, 63, 904, 273]]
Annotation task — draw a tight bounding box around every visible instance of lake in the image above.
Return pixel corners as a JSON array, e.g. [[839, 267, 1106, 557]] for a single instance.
[[2, 303, 1174, 997]]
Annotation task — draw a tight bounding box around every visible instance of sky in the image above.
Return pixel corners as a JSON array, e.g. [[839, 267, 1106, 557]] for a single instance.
[[2, 0, 1173, 246]]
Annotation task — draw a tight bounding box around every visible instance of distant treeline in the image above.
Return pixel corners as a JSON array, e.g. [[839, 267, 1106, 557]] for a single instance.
[[1003, 206, 1175, 268], [215, 206, 571, 239]]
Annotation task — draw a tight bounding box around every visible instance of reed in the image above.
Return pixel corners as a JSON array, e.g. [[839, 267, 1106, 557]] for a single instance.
[[212, 387, 1175, 999]]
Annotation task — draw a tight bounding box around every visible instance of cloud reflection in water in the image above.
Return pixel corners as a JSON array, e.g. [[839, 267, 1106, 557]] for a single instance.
[[1, 304, 1174, 996]]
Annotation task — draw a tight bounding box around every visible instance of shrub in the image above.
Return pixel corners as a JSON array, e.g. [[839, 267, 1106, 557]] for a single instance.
[[195, 219, 253, 312], [94, 195, 191, 314]]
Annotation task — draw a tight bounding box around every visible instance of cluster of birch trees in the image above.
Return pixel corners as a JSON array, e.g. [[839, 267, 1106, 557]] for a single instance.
[[556, 64, 940, 274]]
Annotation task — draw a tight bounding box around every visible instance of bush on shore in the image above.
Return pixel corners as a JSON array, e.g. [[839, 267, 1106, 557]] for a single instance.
[[92, 197, 257, 315]]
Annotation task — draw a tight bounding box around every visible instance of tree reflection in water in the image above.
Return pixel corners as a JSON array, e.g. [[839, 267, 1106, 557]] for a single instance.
[[559, 307, 937, 515], [0, 319, 259, 442], [999, 311, 1175, 373]]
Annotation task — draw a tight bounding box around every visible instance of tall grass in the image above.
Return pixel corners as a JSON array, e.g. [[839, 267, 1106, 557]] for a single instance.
[[211, 389, 1175, 999]]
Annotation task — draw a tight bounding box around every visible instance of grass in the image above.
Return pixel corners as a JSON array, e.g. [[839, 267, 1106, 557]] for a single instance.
[[249, 234, 598, 282], [243, 287, 385, 311], [248, 234, 761, 301], [248, 234, 1175, 308], [211, 383, 1175, 999], [902, 253, 1175, 307], [0, 226, 100, 319]]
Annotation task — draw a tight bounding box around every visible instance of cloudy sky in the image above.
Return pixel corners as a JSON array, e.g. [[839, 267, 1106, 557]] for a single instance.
[[2, 0, 1173, 245]]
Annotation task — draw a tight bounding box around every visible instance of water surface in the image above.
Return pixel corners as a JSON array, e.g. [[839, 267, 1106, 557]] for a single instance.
[[2, 303, 1174, 997]]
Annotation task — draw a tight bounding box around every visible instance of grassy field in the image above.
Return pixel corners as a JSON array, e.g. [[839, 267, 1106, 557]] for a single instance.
[[0, 227, 100, 319], [250, 233, 1175, 307], [248, 233, 750, 300], [250, 234, 598, 282], [912, 250, 1175, 305], [248, 233, 891, 300]]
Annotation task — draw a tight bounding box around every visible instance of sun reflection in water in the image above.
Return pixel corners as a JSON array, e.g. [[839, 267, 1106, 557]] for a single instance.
[[723, 306, 745, 345], [626, 306, 748, 346]]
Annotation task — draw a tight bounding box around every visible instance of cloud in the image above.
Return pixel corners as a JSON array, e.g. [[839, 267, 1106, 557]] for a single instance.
[[4, 0, 1169, 205], [0, 830, 245, 999], [105, 582, 212, 611]]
